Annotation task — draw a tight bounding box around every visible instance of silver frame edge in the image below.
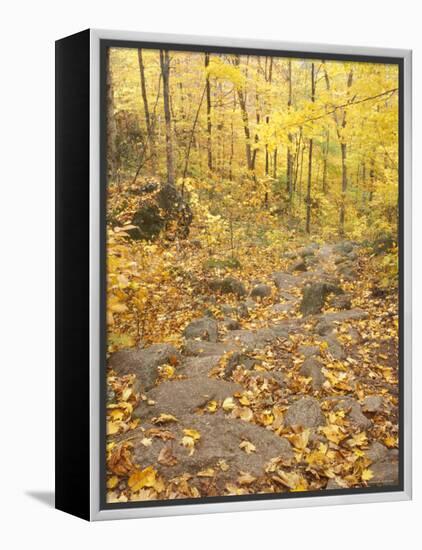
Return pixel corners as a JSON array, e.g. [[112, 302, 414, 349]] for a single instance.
[[89, 28, 412, 521]]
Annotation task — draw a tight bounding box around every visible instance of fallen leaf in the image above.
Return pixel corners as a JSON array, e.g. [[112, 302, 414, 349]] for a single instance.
[[158, 446, 178, 466], [239, 440, 256, 454], [128, 467, 157, 491]]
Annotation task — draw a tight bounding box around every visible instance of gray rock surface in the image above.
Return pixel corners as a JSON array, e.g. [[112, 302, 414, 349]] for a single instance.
[[300, 357, 325, 390], [290, 259, 307, 272], [300, 282, 343, 316], [362, 395, 384, 413], [183, 340, 238, 357], [225, 328, 277, 350], [334, 398, 372, 429], [222, 318, 241, 331], [135, 377, 242, 419], [127, 414, 293, 488], [250, 283, 272, 299], [331, 294, 352, 310], [108, 343, 181, 391], [209, 277, 246, 297], [284, 397, 326, 428], [184, 317, 218, 342]]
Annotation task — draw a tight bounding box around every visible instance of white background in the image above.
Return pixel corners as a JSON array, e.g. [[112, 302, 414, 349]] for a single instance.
[[0, 0, 419, 548]]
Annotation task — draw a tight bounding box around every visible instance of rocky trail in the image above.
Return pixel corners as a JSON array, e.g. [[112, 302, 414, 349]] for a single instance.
[[106, 241, 399, 502]]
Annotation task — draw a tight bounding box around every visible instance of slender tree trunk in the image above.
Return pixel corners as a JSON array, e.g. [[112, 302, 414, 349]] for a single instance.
[[322, 129, 329, 194], [369, 158, 375, 202], [338, 69, 353, 235], [306, 139, 313, 234], [264, 57, 273, 177], [138, 49, 157, 172], [339, 142, 347, 232], [286, 60, 294, 205], [233, 55, 253, 172], [298, 144, 305, 205], [273, 148, 278, 179], [159, 50, 175, 185], [306, 63, 315, 234], [106, 48, 117, 181], [204, 52, 213, 172], [237, 88, 253, 171]]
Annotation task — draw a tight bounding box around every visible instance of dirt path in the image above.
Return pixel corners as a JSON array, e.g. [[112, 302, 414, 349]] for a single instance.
[[107, 241, 399, 501]]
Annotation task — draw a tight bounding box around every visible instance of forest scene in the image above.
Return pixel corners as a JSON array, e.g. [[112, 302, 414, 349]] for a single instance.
[[105, 46, 400, 504]]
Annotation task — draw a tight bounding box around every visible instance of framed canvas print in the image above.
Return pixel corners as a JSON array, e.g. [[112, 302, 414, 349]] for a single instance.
[[55, 29, 412, 521]]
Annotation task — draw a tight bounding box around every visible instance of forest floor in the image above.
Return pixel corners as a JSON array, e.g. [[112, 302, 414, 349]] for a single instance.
[[106, 236, 399, 503]]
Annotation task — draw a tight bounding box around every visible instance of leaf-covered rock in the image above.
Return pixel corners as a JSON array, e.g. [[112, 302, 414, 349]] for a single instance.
[[284, 397, 326, 428], [108, 343, 181, 391], [183, 317, 218, 342]]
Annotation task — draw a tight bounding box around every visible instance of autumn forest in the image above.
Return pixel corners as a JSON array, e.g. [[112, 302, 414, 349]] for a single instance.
[[105, 46, 400, 503]]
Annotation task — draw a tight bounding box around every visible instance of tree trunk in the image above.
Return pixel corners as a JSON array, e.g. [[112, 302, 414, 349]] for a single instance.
[[233, 55, 253, 172], [286, 60, 293, 205], [106, 48, 117, 181], [322, 130, 329, 194], [138, 49, 157, 172], [159, 50, 175, 185], [306, 63, 315, 234], [306, 139, 313, 233], [338, 69, 353, 235], [204, 52, 213, 172], [264, 57, 273, 177]]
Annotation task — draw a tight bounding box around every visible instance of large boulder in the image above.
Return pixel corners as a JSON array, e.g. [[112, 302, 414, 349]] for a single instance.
[[331, 294, 352, 310], [183, 340, 238, 357], [362, 395, 384, 413], [179, 356, 221, 379], [300, 282, 343, 316], [365, 441, 389, 463], [134, 377, 242, 420], [317, 309, 368, 323], [300, 357, 325, 390], [222, 318, 241, 331], [225, 328, 277, 351], [289, 259, 307, 273], [368, 455, 399, 486], [333, 398, 371, 429], [128, 182, 192, 240], [284, 397, 326, 428], [334, 241, 354, 255], [250, 283, 272, 299], [126, 414, 293, 489], [224, 352, 261, 378], [108, 343, 181, 391], [183, 317, 218, 342], [272, 272, 298, 291], [209, 277, 247, 297], [323, 334, 346, 360]]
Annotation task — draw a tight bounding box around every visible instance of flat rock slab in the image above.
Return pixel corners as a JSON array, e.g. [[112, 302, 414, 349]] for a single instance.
[[183, 340, 238, 357], [179, 356, 222, 378], [272, 272, 301, 291], [127, 414, 293, 487], [108, 343, 181, 391], [183, 317, 218, 342], [224, 328, 278, 350], [368, 457, 399, 486], [134, 377, 242, 420], [317, 309, 369, 323]]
